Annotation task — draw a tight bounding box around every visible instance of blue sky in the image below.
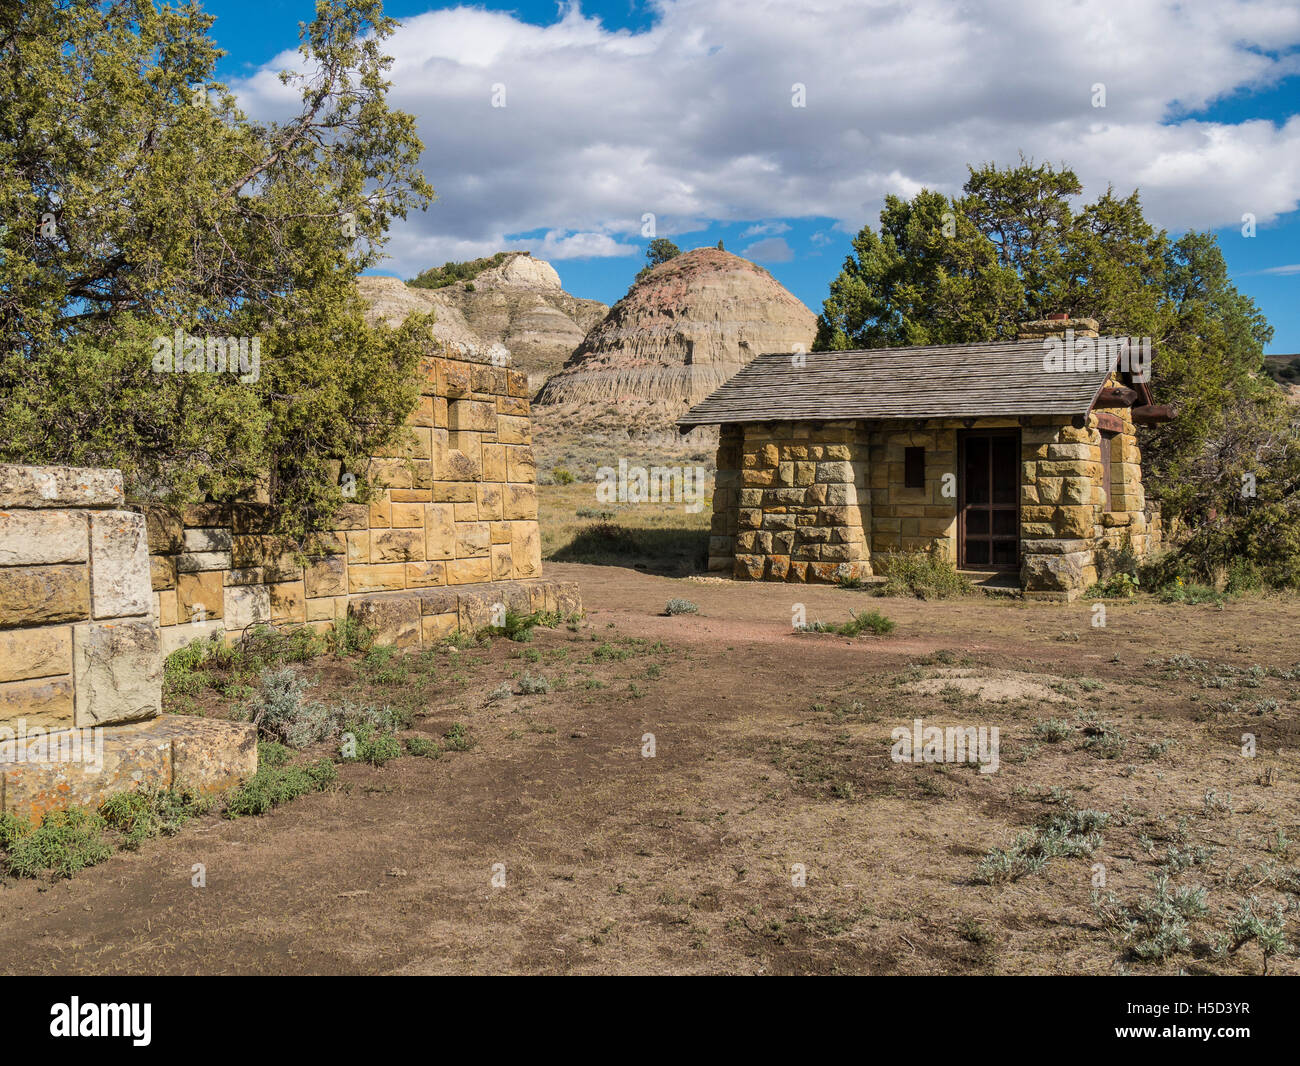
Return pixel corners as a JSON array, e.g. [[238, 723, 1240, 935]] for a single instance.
[[207, 1, 1299, 351]]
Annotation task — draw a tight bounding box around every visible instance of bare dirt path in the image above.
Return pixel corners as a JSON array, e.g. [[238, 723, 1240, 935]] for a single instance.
[[3, 564, 1298, 975]]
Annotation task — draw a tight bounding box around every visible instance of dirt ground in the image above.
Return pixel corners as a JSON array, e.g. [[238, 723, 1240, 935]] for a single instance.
[[3, 562, 1299, 975]]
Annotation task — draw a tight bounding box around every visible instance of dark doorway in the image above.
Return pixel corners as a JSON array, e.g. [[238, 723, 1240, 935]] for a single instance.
[[958, 429, 1020, 570]]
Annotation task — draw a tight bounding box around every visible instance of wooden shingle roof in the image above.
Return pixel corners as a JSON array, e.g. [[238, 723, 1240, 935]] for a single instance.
[[677, 340, 1116, 429]]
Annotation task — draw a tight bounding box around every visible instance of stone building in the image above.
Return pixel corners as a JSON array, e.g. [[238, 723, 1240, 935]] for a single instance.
[[679, 317, 1172, 599]]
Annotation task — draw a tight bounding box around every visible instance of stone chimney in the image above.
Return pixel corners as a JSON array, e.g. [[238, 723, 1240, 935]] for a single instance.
[[1017, 313, 1099, 342]]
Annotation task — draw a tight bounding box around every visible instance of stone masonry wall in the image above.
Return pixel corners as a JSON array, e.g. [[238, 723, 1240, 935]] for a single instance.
[[714, 421, 872, 583], [866, 423, 959, 561], [144, 348, 573, 653], [0, 465, 161, 732], [709, 412, 1160, 596]]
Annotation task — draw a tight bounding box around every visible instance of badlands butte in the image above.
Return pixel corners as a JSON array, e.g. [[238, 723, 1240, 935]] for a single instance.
[[360, 248, 818, 470]]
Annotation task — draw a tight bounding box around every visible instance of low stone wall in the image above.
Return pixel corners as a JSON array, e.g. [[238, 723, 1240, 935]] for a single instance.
[[144, 348, 572, 652], [0, 465, 159, 731], [0, 464, 255, 822]]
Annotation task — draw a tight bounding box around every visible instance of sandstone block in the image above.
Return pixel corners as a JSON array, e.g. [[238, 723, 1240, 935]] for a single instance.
[[0, 626, 72, 684], [511, 523, 542, 578], [269, 581, 306, 625], [89, 511, 151, 619], [175, 550, 233, 574], [0, 510, 88, 566], [224, 584, 270, 631], [304, 556, 347, 599], [348, 564, 407, 594], [447, 558, 492, 585], [504, 484, 537, 521], [497, 415, 531, 445], [182, 527, 232, 553], [0, 565, 90, 629], [177, 570, 224, 623], [425, 503, 456, 560], [0, 675, 74, 728], [72, 620, 161, 726], [0, 465, 123, 509], [348, 596, 421, 649], [455, 522, 491, 558], [371, 528, 424, 563], [1021, 550, 1092, 592]]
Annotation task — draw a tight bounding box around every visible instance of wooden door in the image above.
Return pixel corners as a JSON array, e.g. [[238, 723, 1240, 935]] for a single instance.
[[958, 429, 1020, 570]]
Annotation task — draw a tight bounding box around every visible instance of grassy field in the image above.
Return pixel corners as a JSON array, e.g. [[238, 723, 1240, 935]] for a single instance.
[[539, 480, 712, 575]]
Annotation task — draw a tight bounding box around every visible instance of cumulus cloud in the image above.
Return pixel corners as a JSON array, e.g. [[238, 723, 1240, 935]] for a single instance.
[[743, 236, 795, 262], [231, 0, 1300, 276], [741, 221, 791, 237]]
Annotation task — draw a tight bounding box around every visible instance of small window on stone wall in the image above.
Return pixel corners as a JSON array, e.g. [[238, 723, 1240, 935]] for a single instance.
[[1100, 431, 1115, 511], [904, 447, 925, 489]]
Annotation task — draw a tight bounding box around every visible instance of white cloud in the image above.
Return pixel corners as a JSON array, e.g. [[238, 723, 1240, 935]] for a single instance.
[[1246, 263, 1300, 276], [231, 0, 1300, 277], [519, 230, 640, 260], [741, 221, 791, 237], [743, 236, 795, 262]]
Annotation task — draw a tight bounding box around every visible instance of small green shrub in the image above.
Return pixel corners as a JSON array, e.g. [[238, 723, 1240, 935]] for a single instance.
[[361, 643, 408, 685], [839, 609, 894, 636], [0, 807, 113, 879], [332, 615, 374, 657], [443, 723, 474, 751], [874, 549, 972, 599], [223, 758, 338, 818], [1032, 718, 1074, 742], [405, 735, 442, 758], [976, 809, 1110, 885], [664, 598, 698, 616], [98, 787, 211, 850], [552, 467, 576, 485], [518, 672, 551, 695]]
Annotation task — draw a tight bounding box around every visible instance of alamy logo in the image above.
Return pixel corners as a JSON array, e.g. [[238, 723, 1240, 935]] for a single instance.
[[152, 329, 262, 383], [50, 997, 151, 1046], [891, 717, 1000, 774], [0, 720, 104, 774], [596, 459, 708, 513], [1041, 330, 1150, 383]]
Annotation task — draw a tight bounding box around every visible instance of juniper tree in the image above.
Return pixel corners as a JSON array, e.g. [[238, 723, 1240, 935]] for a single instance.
[[0, 0, 436, 539]]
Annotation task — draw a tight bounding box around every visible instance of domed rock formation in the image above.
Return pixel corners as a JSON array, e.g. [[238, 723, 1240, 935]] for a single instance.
[[357, 253, 607, 389], [533, 248, 817, 435]]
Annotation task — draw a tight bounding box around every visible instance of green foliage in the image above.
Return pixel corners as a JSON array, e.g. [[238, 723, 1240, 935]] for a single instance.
[[361, 643, 408, 684], [1225, 896, 1289, 973], [98, 787, 211, 850], [443, 722, 474, 751], [518, 672, 551, 694], [1093, 873, 1209, 962], [797, 609, 894, 637], [551, 466, 577, 485], [976, 809, 1110, 885], [408, 251, 514, 289], [839, 609, 895, 636], [223, 757, 338, 818], [664, 598, 699, 615], [0, 0, 435, 542], [635, 238, 681, 280], [405, 735, 441, 758], [0, 807, 113, 879], [874, 549, 973, 599], [333, 616, 375, 658]]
